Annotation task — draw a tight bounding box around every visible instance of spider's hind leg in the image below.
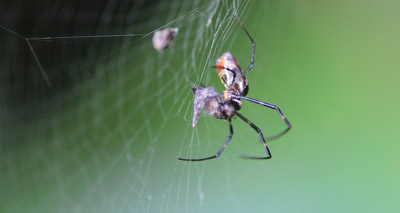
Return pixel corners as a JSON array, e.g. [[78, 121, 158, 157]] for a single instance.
[[235, 112, 272, 160], [237, 96, 291, 141], [178, 119, 234, 162]]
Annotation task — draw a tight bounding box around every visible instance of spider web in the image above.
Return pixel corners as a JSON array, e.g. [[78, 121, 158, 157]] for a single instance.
[[0, 0, 254, 212], [3, 1, 400, 212]]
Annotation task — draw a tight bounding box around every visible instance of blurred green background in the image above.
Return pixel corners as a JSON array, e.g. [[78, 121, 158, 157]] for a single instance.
[[1, 0, 399, 212]]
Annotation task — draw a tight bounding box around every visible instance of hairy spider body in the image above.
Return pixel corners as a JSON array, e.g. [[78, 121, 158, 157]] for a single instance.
[[178, 16, 291, 162]]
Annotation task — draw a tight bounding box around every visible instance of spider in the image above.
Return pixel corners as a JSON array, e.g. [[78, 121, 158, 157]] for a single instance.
[[178, 16, 291, 161]]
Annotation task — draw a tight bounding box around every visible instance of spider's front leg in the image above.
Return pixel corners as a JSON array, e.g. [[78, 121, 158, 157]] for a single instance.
[[235, 15, 256, 80]]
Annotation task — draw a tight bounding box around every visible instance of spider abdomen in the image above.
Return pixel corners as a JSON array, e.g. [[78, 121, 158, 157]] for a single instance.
[[215, 52, 249, 97]]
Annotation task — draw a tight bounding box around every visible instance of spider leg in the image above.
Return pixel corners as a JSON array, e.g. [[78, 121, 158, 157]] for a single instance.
[[178, 119, 234, 161], [235, 15, 255, 80], [235, 112, 272, 159], [236, 95, 291, 141]]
